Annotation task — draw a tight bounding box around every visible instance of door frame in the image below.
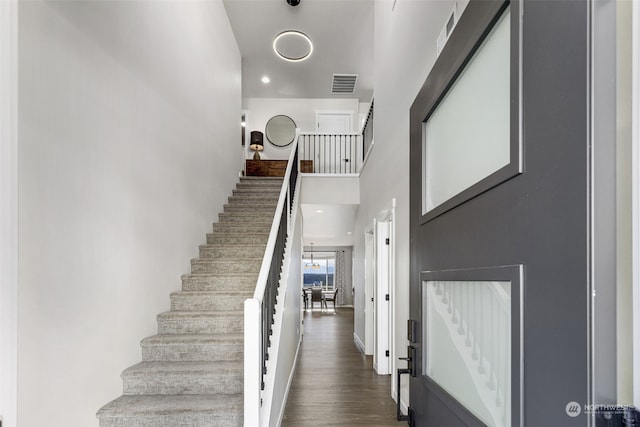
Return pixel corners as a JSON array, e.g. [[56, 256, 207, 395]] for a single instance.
[[0, 1, 18, 425], [364, 225, 375, 355], [374, 200, 396, 376]]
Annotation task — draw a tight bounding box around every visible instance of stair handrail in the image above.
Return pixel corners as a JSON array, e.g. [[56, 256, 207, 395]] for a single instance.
[[252, 132, 299, 300], [245, 130, 300, 427]]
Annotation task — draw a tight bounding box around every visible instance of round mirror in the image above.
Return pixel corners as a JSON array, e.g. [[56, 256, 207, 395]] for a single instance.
[[265, 115, 296, 147]]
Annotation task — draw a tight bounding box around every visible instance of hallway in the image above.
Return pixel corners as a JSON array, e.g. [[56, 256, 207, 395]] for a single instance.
[[281, 308, 404, 426]]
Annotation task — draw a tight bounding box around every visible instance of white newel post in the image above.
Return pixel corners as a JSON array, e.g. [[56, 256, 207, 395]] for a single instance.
[[244, 298, 262, 426]]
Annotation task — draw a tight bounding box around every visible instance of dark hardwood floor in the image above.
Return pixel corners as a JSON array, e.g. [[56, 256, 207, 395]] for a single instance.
[[281, 307, 405, 426]]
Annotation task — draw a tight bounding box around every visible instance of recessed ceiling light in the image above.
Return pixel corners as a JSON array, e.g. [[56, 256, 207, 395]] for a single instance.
[[315, 209, 324, 213], [347, 231, 353, 235], [261, 76, 270, 84], [273, 30, 313, 62]]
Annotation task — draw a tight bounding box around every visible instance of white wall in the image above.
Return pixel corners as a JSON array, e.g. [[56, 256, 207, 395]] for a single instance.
[[243, 97, 360, 160], [300, 176, 360, 204], [0, 2, 18, 426], [17, 2, 241, 426], [352, 0, 459, 411]]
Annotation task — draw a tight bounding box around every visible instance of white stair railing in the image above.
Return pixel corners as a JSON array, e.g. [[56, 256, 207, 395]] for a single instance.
[[429, 281, 511, 426], [244, 135, 300, 426]]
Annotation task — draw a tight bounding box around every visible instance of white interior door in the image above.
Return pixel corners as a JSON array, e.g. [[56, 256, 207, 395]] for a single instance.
[[316, 112, 352, 133]]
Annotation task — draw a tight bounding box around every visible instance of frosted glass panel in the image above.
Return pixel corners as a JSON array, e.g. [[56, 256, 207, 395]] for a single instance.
[[424, 9, 510, 214], [423, 280, 511, 427]]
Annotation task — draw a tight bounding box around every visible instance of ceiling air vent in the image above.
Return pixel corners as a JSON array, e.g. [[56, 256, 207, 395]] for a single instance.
[[331, 74, 358, 94]]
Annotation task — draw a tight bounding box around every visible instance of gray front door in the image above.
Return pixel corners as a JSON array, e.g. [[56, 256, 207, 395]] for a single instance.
[[408, 0, 592, 425]]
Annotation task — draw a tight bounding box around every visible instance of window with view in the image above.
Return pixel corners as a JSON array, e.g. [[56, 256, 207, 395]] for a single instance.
[[302, 252, 335, 291]]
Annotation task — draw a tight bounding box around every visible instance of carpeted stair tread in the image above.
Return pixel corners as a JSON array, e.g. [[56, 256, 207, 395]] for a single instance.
[[170, 290, 253, 297], [157, 310, 244, 320], [223, 205, 276, 214], [97, 393, 242, 416], [210, 225, 272, 235], [141, 333, 244, 345], [180, 273, 257, 291], [141, 333, 244, 362], [123, 360, 243, 376], [231, 191, 281, 200], [205, 232, 269, 241], [122, 361, 243, 395], [227, 197, 279, 206], [198, 244, 265, 259], [190, 258, 262, 274], [157, 310, 244, 334], [218, 212, 275, 222], [170, 290, 252, 311]]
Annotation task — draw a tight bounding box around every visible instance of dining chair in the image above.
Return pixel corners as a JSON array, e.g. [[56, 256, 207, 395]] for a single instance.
[[324, 288, 339, 311], [310, 288, 324, 310]]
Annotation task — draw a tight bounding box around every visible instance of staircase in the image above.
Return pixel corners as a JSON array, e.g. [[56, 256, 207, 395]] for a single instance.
[[97, 176, 283, 427]]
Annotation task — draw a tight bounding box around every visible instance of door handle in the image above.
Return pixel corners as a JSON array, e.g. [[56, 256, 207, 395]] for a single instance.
[[397, 346, 416, 425]]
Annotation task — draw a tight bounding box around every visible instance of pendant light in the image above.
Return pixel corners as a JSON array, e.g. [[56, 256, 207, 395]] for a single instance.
[[305, 243, 321, 269]]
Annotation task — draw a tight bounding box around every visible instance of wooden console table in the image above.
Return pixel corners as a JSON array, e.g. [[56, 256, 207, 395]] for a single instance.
[[246, 159, 314, 176]]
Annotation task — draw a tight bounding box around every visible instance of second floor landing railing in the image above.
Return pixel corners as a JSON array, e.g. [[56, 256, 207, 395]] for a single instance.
[[298, 102, 373, 175], [298, 133, 362, 174]]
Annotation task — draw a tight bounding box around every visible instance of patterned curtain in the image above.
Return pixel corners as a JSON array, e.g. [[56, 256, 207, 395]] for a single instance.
[[335, 250, 345, 305]]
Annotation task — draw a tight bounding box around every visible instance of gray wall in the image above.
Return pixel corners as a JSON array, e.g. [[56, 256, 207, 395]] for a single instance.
[[17, 2, 241, 425]]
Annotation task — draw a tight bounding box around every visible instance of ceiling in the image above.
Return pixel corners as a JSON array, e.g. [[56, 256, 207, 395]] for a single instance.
[[300, 203, 358, 246], [223, 0, 374, 101]]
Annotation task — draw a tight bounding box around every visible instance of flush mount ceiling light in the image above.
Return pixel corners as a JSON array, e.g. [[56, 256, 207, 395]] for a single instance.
[[273, 30, 313, 62], [261, 75, 270, 84]]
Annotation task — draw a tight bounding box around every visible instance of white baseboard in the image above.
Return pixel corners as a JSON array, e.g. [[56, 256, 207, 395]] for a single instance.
[[353, 333, 365, 354], [392, 390, 409, 417]]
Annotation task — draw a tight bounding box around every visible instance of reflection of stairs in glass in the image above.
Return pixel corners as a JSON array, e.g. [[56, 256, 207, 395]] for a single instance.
[[97, 177, 282, 426], [429, 282, 510, 426]]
